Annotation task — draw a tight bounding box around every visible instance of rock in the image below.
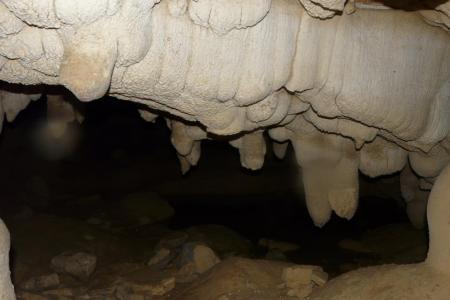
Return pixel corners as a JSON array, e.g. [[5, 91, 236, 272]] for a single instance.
[[114, 285, 142, 300], [282, 266, 328, 299], [115, 192, 174, 226], [282, 265, 328, 287], [114, 277, 176, 298], [147, 277, 176, 296], [178, 243, 220, 274], [147, 248, 174, 270], [286, 283, 314, 299], [311, 269, 328, 286], [175, 262, 198, 283], [186, 224, 253, 256], [15, 291, 47, 300], [42, 288, 76, 297], [20, 273, 60, 292], [176, 257, 295, 300], [51, 252, 97, 280]]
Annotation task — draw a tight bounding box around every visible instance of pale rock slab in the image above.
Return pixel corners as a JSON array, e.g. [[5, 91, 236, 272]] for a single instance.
[[309, 164, 450, 300], [0, 219, 15, 300]]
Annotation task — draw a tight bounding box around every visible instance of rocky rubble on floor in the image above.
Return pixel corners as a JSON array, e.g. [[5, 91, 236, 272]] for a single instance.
[[114, 277, 176, 299], [171, 257, 328, 300], [8, 208, 328, 300], [51, 252, 97, 281], [19, 273, 60, 292]]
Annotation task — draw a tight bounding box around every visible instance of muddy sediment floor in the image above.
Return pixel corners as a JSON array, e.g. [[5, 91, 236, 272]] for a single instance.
[[0, 99, 428, 299]]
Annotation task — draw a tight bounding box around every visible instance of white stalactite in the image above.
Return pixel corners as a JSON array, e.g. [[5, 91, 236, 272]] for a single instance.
[[167, 118, 206, 174], [400, 164, 429, 229], [0, 90, 40, 122], [231, 131, 267, 171], [287, 116, 360, 225], [272, 141, 289, 160]]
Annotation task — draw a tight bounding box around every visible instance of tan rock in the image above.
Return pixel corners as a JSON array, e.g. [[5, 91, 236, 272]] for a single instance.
[[147, 248, 172, 269], [15, 291, 47, 300], [282, 265, 328, 296], [178, 243, 221, 275]]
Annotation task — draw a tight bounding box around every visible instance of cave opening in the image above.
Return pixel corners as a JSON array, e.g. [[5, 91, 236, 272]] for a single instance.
[[0, 96, 428, 298]]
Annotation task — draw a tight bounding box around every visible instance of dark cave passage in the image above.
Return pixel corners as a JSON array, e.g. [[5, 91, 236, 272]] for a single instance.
[[0, 97, 428, 297]]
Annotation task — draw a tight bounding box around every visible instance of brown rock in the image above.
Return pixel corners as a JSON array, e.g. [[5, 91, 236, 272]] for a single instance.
[[16, 291, 47, 300], [51, 252, 97, 280], [147, 247, 174, 270], [282, 266, 328, 298], [178, 243, 221, 274], [20, 273, 60, 292]]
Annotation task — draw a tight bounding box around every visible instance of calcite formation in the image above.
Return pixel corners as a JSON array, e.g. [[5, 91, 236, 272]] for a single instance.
[[0, 0, 448, 227], [0, 0, 448, 225]]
